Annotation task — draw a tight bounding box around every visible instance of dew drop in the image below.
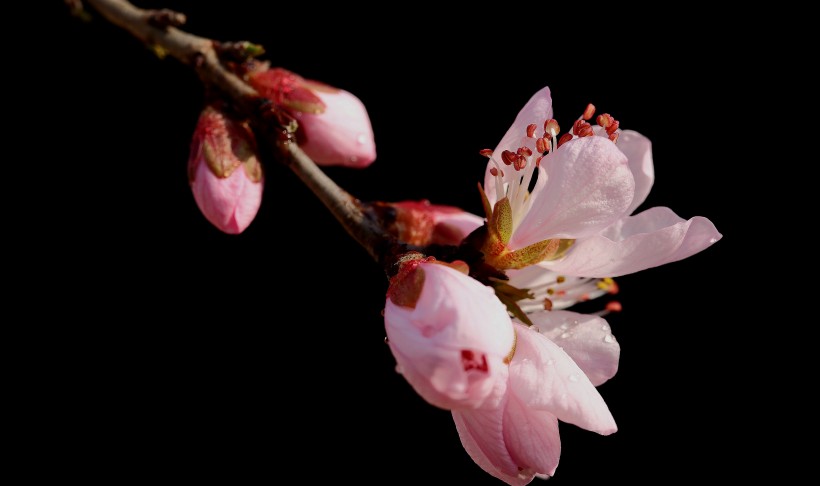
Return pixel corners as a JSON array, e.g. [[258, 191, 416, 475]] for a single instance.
[[546, 359, 555, 366], [603, 334, 615, 343], [357, 134, 367, 145], [709, 237, 718, 244], [395, 365, 404, 375], [601, 324, 610, 331], [560, 332, 571, 339], [560, 323, 570, 330], [384, 336, 389, 344], [568, 374, 579, 383]]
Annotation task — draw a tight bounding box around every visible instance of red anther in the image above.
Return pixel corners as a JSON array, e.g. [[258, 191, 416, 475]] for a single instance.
[[606, 120, 620, 136], [543, 298, 553, 311], [501, 150, 515, 165], [583, 103, 596, 121], [579, 125, 594, 137], [605, 301, 623, 313], [596, 114, 611, 128], [526, 123, 538, 138], [517, 147, 533, 157], [609, 132, 619, 143], [558, 133, 573, 147], [479, 148, 494, 157], [514, 155, 527, 171], [572, 119, 585, 136], [490, 167, 499, 176], [544, 119, 560, 137], [535, 156, 543, 167], [536, 137, 549, 153]]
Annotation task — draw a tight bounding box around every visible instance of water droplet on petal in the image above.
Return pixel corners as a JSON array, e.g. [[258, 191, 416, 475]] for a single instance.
[[601, 324, 610, 331], [709, 237, 718, 244], [395, 364, 404, 374], [384, 336, 389, 344], [560, 323, 570, 330], [560, 332, 571, 339], [521, 358, 531, 365], [603, 334, 615, 343], [546, 359, 555, 366], [349, 156, 358, 163], [568, 374, 579, 383], [357, 134, 367, 145]]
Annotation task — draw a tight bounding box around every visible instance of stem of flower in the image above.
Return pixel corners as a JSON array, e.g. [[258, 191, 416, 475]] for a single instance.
[[81, 0, 397, 264]]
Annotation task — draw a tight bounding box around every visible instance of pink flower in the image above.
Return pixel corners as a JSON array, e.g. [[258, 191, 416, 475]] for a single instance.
[[483, 87, 721, 277], [384, 256, 515, 410], [454, 311, 619, 485], [188, 106, 263, 234], [248, 67, 376, 168]]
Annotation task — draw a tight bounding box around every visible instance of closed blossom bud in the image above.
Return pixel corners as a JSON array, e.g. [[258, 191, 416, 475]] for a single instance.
[[248, 67, 376, 168], [188, 106, 263, 234], [385, 257, 515, 410]]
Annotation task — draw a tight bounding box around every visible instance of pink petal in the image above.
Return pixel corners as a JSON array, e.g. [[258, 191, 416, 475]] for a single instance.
[[190, 161, 263, 234], [525, 311, 620, 386], [453, 392, 535, 486], [618, 130, 655, 215], [510, 136, 635, 248], [503, 393, 561, 478], [485, 87, 553, 206], [385, 263, 515, 410], [432, 210, 484, 242], [544, 206, 722, 278], [296, 89, 376, 168], [509, 323, 617, 435]]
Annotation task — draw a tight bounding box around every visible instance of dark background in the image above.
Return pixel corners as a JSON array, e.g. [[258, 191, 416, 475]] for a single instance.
[[45, 2, 757, 483]]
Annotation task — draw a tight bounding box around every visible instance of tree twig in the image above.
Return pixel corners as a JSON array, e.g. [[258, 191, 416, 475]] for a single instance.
[[81, 0, 396, 264]]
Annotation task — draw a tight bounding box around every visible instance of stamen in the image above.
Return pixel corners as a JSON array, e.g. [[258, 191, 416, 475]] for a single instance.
[[609, 132, 619, 143], [479, 148, 494, 157], [501, 150, 516, 165], [544, 119, 560, 138], [535, 156, 543, 167], [606, 120, 619, 136], [556, 275, 566, 283], [543, 298, 553, 311], [526, 124, 537, 138], [517, 147, 533, 157], [583, 103, 596, 121], [535, 137, 550, 153], [596, 114, 612, 128], [558, 133, 573, 147], [490, 167, 499, 177], [605, 301, 622, 313]]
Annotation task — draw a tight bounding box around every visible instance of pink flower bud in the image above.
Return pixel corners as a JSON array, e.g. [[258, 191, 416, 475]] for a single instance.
[[249, 68, 376, 168], [385, 257, 515, 410], [188, 106, 263, 234]]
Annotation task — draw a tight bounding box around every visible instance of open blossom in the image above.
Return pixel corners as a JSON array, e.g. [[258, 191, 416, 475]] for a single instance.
[[385, 256, 515, 410], [454, 311, 619, 484], [188, 106, 263, 234], [385, 254, 619, 483], [482, 86, 721, 278], [248, 67, 376, 168]]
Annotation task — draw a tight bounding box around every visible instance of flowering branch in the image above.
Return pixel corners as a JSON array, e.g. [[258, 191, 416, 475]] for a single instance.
[[80, 0, 395, 263]]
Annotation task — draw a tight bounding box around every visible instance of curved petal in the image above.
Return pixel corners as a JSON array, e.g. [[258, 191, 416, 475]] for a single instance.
[[526, 311, 620, 386], [543, 207, 722, 278], [509, 324, 617, 435], [618, 130, 655, 215], [432, 210, 484, 244], [453, 394, 535, 486], [485, 87, 553, 206], [510, 136, 635, 248], [190, 161, 263, 234], [503, 393, 561, 478], [296, 89, 377, 168], [385, 263, 515, 410]]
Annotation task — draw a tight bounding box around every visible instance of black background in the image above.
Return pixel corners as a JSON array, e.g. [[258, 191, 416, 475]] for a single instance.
[[45, 2, 755, 483]]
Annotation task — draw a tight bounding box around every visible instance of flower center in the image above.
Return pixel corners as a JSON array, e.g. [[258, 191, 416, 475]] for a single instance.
[[481, 104, 621, 234]]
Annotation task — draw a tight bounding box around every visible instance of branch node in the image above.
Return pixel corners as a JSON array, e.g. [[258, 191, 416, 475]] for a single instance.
[[146, 9, 186, 29]]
